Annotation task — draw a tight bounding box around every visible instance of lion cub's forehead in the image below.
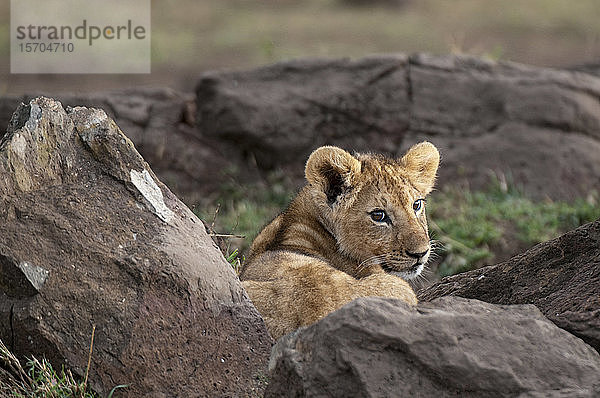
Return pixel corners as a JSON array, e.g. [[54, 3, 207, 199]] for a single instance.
[[357, 154, 419, 203]]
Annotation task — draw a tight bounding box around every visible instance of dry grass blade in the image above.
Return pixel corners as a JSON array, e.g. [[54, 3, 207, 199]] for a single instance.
[[0, 338, 31, 389], [83, 324, 96, 395], [209, 233, 246, 239], [210, 203, 220, 232], [0, 335, 109, 398]]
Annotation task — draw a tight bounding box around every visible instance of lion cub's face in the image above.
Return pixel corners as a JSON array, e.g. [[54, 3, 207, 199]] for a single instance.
[[305, 142, 440, 280]]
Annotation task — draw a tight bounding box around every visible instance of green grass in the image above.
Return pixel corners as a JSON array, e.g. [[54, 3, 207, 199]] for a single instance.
[[0, 338, 128, 398], [0, 338, 89, 397], [429, 182, 600, 276], [196, 175, 294, 270], [200, 178, 600, 278]]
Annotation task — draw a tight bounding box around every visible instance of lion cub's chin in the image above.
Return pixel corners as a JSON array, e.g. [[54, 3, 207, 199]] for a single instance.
[[387, 262, 425, 281]]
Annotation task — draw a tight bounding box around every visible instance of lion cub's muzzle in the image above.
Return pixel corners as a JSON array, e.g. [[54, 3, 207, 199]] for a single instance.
[[381, 248, 430, 280], [406, 249, 429, 263]]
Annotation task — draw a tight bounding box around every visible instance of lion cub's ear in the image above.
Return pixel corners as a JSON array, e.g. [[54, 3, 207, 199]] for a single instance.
[[400, 141, 440, 194], [305, 146, 361, 204]]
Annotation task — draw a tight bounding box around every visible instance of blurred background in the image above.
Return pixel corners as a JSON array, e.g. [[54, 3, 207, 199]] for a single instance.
[[1, 0, 599, 283], [1, 0, 600, 94]]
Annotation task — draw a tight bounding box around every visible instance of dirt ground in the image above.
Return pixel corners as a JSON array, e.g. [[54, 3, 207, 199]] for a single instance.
[[1, 0, 599, 95]]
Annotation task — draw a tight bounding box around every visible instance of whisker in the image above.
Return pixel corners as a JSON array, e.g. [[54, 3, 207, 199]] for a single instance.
[[357, 254, 388, 271], [357, 247, 440, 277], [430, 240, 446, 251], [359, 254, 386, 266], [410, 272, 429, 289], [428, 252, 442, 261]]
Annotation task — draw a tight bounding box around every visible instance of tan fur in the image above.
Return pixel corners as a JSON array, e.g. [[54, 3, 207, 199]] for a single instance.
[[240, 142, 440, 339]]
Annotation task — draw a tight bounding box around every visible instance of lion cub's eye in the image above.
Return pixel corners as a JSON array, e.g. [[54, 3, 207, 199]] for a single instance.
[[413, 199, 425, 214], [369, 209, 389, 224]]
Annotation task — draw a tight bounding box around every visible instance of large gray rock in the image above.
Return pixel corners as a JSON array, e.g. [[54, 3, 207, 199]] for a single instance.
[[196, 56, 410, 170], [196, 53, 600, 201], [403, 54, 600, 200], [419, 219, 600, 354], [267, 296, 600, 398], [0, 97, 272, 396], [0, 89, 231, 207]]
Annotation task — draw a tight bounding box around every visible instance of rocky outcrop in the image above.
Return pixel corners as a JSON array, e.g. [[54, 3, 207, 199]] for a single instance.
[[196, 53, 600, 201], [0, 97, 272, 396], [267, 296, 600, 397], [419, 219, 600, 353]]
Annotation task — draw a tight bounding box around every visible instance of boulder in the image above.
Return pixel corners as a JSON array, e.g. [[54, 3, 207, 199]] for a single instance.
[[419, 219, 600, 353], [267, 296, 600, 398], [0, 97, 272, 396], [196, 53, 600, 201], [0, 89, 231, 207], [196, 56, 410, 171], [403, 54, 600, 200]]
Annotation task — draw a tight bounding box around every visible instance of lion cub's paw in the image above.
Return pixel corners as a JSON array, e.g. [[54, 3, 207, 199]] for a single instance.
[[356, 273, 417, 305]]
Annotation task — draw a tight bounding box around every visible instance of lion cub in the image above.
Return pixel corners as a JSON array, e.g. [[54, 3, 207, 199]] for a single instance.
[[240, 142, 440, 338]]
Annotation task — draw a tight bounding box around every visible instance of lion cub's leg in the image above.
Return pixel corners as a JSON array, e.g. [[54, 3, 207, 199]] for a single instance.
[[241, 251, 416, 339]]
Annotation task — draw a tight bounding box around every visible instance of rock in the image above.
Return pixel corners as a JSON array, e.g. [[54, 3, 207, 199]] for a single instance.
[[419, 219, 600, 353], [568, 62, 600, 77], [403, 54, 600, 200], [4, 55, 599, 206], [196, 53, 600, 201], [196, 55, 410, 171], [0, 97, 272, 396], [267, 296, 600, 398], [0, 253, 49, 298], [0, 89, 231, 207]]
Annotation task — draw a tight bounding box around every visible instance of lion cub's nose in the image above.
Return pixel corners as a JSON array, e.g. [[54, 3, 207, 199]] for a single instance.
[[406, 250, 429, 260]]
